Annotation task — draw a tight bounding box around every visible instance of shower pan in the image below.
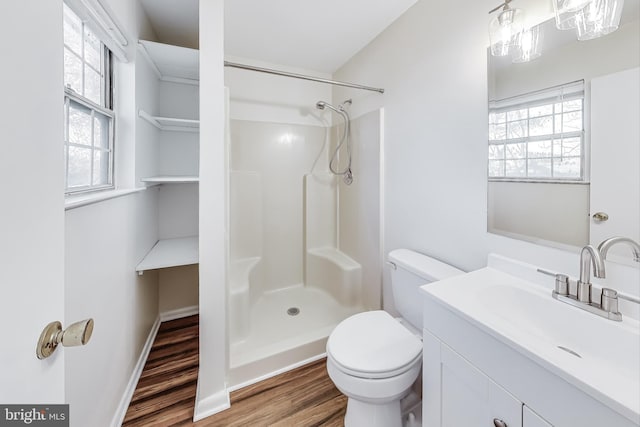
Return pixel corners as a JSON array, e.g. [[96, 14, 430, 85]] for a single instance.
[[226, 100, 382, 387]]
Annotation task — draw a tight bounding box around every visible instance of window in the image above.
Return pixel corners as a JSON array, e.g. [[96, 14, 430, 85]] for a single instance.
[[63, 4, 114, 193], [488, 81, 584, 181]]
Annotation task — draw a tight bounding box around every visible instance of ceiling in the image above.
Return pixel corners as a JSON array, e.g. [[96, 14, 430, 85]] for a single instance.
[[139, 0, 418, 73]]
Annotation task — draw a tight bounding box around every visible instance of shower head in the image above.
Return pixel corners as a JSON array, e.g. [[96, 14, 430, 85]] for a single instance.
[[315, 100, 346, 116], [316, 101, 327, 110]]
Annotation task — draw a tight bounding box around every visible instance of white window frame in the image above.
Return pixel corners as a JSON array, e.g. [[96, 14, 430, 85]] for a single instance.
[[488, 81, 585, 182], [63, 4, 115, 195]]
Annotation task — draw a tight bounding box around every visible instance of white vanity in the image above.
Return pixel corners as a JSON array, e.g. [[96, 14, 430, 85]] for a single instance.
[[421, 255, 640, 427]]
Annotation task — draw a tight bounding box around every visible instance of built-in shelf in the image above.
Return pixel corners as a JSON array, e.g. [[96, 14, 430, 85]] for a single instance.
[[136, 236, 198, 274], [138, 110, 199, 132], [138, 40, 199, 84], [141, 176, 199, 185]]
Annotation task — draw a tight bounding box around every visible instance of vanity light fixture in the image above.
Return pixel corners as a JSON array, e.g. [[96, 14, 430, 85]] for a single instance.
[[553, 0, 625, 40], [511, 25, 543, 63], [488, 0, 525, 56]]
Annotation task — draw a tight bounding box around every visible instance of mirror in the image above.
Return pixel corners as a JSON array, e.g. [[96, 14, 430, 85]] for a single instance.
[[487, 2, 639, 257]]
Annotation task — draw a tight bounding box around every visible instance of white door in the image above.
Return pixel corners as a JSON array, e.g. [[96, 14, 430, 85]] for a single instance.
[[439, 346, 522, 427], [523, 406, 553, 427], [0, 0, 66, 404], [589, 68, 640, 257]]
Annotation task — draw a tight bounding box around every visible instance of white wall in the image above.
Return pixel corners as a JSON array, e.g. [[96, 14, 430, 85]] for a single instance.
[[65, 192, 158, 426], [333, 0, 640, 315], [64, 1, 162, 426], [197, 0, 229, 419], [0, 0, 66, 404], [225, 56, 332, 127]]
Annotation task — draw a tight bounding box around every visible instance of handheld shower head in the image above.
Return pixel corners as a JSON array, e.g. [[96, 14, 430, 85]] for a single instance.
[[316, 101, 327, 110]]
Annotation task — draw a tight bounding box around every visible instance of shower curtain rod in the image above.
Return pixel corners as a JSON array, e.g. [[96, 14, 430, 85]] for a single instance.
[[224, 61, 385, 94]]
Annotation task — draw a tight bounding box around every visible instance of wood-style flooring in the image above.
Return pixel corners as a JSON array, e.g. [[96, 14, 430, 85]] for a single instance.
[[123, 315, 347, 427]]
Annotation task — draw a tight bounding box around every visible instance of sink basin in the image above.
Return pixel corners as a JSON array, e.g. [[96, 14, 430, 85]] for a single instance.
[[422, 267, 640, 423]]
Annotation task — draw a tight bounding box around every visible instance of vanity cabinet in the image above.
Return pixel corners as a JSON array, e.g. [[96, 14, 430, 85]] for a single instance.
[[423, 295, 637, 427]]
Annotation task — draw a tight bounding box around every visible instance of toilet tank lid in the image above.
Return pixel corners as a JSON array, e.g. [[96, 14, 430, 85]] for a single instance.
[[388, 249, 464, 281]]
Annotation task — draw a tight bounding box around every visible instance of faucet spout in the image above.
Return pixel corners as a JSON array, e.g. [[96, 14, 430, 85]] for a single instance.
[[597, 236, 640, 262], [577, 245, 605, 303]]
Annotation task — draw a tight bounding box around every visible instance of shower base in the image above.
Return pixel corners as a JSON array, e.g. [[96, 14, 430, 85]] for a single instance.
[[228, 284, 363, 388]]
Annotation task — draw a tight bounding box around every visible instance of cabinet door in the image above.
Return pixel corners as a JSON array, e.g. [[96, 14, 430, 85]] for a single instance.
[[523, 406, 553, 427], [440, 345, 523, 427]]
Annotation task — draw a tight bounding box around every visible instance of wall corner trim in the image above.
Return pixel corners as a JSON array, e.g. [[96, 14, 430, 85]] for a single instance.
[[110, 316, 161, 427], [159, 305, 199, 322], [193, 388, 231, 422]]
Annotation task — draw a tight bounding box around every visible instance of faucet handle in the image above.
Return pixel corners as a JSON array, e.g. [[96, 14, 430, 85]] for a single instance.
[[601, 288, 620, 314], [554, 274, 570, 296]]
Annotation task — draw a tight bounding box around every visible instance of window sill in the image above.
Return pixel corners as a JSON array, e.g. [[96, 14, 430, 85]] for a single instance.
[[65, 188, 146, 211]]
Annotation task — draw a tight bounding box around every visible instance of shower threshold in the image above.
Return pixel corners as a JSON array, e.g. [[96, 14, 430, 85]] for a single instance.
[[228, 285, 362, 388]]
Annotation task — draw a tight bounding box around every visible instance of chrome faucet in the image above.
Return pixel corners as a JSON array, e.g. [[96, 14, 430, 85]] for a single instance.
[[597, 236, 640, 262], [577, 245, 606, 303]]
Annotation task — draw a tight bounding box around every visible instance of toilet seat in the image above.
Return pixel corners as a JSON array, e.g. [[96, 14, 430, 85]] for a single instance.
[[327, 310, 423, 379]]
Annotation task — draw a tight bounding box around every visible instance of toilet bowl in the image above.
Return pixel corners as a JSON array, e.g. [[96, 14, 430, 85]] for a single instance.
[[326, 249, 464, 427], [326, 310, 422, 427]]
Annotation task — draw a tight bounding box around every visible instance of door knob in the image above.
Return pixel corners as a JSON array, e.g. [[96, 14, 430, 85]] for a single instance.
[[592, 212, 609, 222], [36, 319, 94, 359], [493, 419, 508, 427]]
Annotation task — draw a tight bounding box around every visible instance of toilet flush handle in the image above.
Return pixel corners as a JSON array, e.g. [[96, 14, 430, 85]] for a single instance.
[[493, 418, 508, 427], [386, 261, 397, 270]]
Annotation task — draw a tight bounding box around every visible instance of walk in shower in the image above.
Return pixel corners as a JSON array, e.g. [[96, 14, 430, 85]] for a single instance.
[[225, 68, 383, 385]]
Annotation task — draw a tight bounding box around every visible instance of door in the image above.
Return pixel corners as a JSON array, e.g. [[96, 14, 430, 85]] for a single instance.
[[439, 345, 522, 427], [523, 406, 553, 427], [589, 68, 640, 256], [0, 0, 66, 404]]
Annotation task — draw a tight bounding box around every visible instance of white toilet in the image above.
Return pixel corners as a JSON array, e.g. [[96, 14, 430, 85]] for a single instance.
[[326, 249, 464, 427]]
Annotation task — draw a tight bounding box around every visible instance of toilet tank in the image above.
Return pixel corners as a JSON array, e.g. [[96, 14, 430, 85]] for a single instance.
[[388, 249, 464, 330]]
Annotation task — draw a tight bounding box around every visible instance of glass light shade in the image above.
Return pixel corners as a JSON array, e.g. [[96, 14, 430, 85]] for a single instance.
[[489, 7, 525, 56], [511, 25, 543, 63], [575, 0, 625, 40], [553, 0, 592, 29]]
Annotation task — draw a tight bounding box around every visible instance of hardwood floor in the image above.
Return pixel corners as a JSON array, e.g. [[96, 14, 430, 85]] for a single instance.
[[123, 315, 346, 427]]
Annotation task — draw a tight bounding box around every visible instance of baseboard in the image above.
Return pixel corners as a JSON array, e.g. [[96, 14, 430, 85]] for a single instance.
[[110, 316, 161, 427], [110, 306, 199, 427], [193, 386, 230, 422], [160, 305, 199, 322]]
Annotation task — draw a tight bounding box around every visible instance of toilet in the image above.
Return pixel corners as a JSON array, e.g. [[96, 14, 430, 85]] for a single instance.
[[326, 249, 464, 427]]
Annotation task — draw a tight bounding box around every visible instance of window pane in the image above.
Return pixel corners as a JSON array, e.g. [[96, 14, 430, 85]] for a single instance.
[[529, 104, 552, 117], [94, 114, 110, 150], [505, 143, 526, 159], [529, 116, 553, 137], [529, 140, 552, 158], [93, 150, 109, 186], [489, 144, 504, 159], [68, 146, 92, 187], [554, 157, 581, 178], [528, 158, 552, 177], [489, 123, 506, 140], [507, 109, 527, 121], [84, 29, 101, 71], [553, 138, 581, 157], [64, 48, 82, 94], [507, 119, 528, 139], [84, 66, 101, 105], [488, 160, 504, 177], [68, 103, 92, 145], [563, 99, 582, 112], [561, 111, 582, 133], [63, 5, 82, 54], [505, 159, 526, 177], [489, 112, 506, 124]]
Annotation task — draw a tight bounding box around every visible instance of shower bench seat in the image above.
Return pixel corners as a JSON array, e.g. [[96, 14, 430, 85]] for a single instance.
[[136, 236, 199, 275]]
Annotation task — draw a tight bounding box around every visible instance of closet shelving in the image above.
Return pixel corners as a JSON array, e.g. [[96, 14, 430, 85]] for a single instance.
[[136, 39, 200, 274]]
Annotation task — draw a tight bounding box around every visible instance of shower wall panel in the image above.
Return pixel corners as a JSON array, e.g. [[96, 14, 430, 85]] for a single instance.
[[230, 119, 327, 293], [337, 110, 382, 311]]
